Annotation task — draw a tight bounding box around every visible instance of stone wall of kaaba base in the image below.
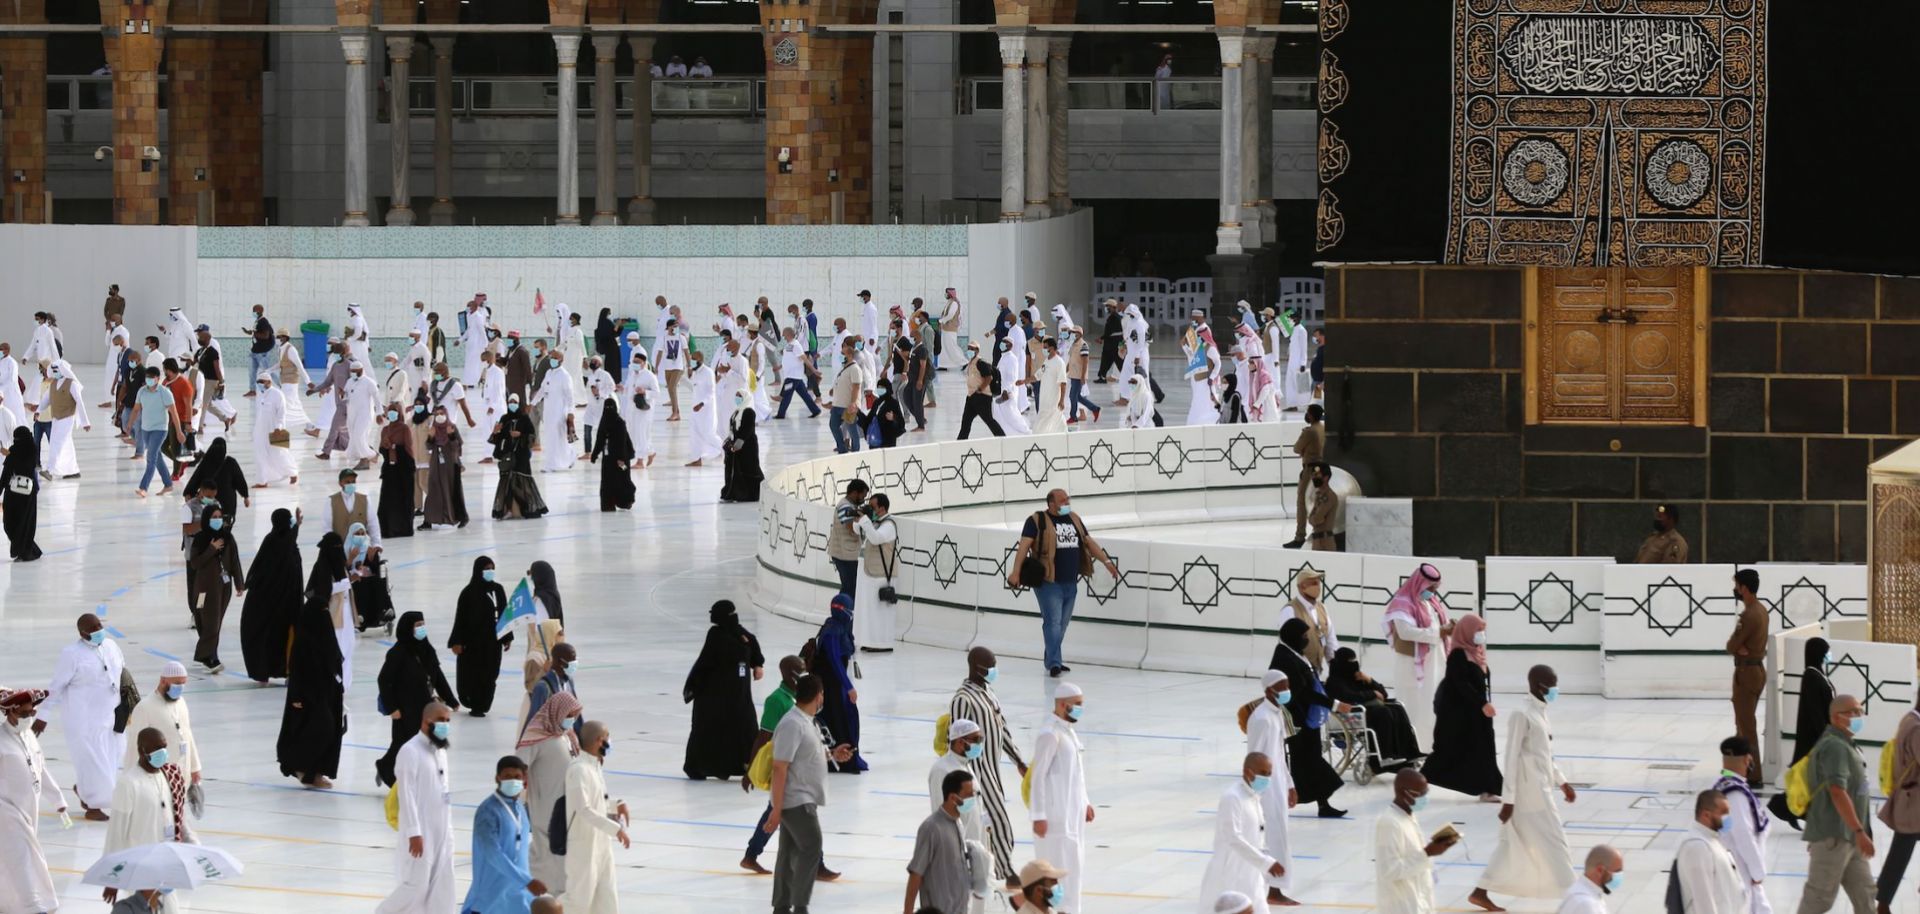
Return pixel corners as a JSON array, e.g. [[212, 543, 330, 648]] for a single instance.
[[1322, 266, 1920, 563]]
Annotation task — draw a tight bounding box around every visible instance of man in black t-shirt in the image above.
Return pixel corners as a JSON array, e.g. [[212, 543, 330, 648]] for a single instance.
[[1008, 488, 1121, 677], [243, 304, 274, 393]]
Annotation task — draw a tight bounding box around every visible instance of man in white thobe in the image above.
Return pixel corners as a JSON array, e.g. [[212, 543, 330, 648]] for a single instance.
[[104, 318, 131, 406], [45, 613, 124, 819], [581, 357, 616, 457], [1677, 790, 1749, 914], [1556, 845, 1623, 914], [24, 313, 58, 365], [1473, 664, 1577, 910], [1031, 683, 1091, 913], [1199, 753, 1284, 914], [561, 721, 628, 914], [1376, 769, 1457, 914], [341, 362, 382, 467], [161, 307, 194, 360], [104, 727, 184, 913], [121, 663, 201, 789], [344, 304, 372, 368], [1033, 340, 1069, 435], [405, 330, 431, 388], [0, 346, 25, 433], [929, 720, 988, 853], [852, 495, 900, 649], [1283, 308, 1311, 410], [531, 354, 577, 472], [685, 352, 723, 465], [1715, 737, 1772, 914], [382, 352, 412, 408], [273, 330, 313, 432], [939, 288, 962, 370], [0, 688, 68, 914], [859, 290, 880, 354], [1182, 314, 1221, 426], [41, 360, 89, 478], [478, 351, 508, 439], [994, 341, 1033, 435], [1245, 670, 1300, 906], [377, 703, 457, 914], [460, 299, 493, 387]]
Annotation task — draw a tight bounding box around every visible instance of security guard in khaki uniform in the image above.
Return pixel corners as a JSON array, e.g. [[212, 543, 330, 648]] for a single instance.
[[1286, 404, 1326, 548], [1634, 503, 1689, 563], [1307, 461, 1339, 551], [1726, 568, 1768, 785]]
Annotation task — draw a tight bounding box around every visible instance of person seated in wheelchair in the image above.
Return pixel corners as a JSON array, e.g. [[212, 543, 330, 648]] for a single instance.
[[1325, 647, 1424, 772], [345, 521, 396, 633]]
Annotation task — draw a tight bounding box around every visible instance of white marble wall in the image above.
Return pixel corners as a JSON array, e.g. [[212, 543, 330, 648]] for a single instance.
[[1343, 496, 1412, 555]]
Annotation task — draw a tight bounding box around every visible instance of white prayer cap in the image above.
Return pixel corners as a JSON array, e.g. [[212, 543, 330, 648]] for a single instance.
[[1261, 669, 1287, 689], [161, 661, 188, 678], [1054, 681, 1083, 698], [948, 719, 982, 741], [1214, 891, 1255, 914]]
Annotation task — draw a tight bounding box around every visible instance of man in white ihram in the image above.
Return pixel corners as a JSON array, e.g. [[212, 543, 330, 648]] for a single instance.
[[121, 662, 202, 790], [1555, 845, 1624, 914], [1675, 789, 1748, 914], [562, 720, 628, 914], [1245, 669, 1299, 906], [377, 702, 456, 914], [1199, 752, 1285, 913], [1031, 682, 1092, 913], [1470, 664, 1577, 911], [46, 612, 124, 821]]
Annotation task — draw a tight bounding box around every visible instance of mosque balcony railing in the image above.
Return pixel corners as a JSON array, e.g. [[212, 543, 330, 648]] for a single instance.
[[398, 76, 763, 118], [962, 75, 1313, 113]]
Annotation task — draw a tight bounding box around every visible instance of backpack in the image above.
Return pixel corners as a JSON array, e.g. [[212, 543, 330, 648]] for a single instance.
[[1784, 754, 1814, 816], [934, 713, 952, 756], [548, 794, 569, 856], [1663, 835, 1712, 914]]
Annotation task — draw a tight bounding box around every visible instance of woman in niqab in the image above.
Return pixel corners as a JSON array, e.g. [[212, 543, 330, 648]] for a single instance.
[[345, 521, 392, 632], [419, 405, 467, 529], [1268, 617, 1345, 817], [682, 601, 764, 779], [182, 435, 249, 521], [240, 508, 304, 683], [489, 394, 547, 519], [307, 531, 357, 689], [589, 396, 637, 512], [447, 556, 510, 717], [805, 593, 867, 774], [1420, 612, 1502, 800], [1, 427, 42, 561], [374, 610, 458, 786], [1770, 636, 1834, 828], [719, 400, 763, 503], [277, 576, 346, 789], [187, 503, 246, 673], [375, 402, 416, 539], [1324, 647, 1423, 770], [594, 308, 621, 383], [518, 690, 582, 892]]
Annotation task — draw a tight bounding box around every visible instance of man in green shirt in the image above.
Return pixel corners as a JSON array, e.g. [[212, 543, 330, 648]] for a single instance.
[[1800, 693, 1875, 913], [741, 656, 838, 881]]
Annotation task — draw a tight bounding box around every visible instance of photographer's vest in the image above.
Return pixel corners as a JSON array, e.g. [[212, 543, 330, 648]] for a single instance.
[[49, 380, 76, 421]]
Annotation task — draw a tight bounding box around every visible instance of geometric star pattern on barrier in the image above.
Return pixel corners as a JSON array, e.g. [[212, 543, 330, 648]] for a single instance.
[[1607, 576, 1728, 637], [1827, 652, 1914, 715], [1178, 557, 1226, 613], [1083, 550, 1126, 605], [789, 512, 813, 561], [957, 449, 988, 493], [1765, 576, 1866, 629], [930, 535, 962, 587], [1482, 572, 1597, 634], [1151, 436, 1188, 478], [898, 455, 929, 499], [1225, 432, 1261, 476], [1086, 440, 1119, 483], [1020, 444, 1053, 488]]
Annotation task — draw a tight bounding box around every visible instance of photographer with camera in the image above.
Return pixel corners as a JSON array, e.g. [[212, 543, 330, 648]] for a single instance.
[[852, 494, 899, 652]]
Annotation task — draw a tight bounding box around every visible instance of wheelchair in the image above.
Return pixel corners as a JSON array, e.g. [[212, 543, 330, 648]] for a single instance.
[[1322, 708, 1385, 786]]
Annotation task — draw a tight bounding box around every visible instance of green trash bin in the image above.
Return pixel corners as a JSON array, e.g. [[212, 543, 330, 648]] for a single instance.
[[301, 320, 330, 369]]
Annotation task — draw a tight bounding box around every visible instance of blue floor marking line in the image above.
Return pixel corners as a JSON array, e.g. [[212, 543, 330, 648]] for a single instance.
[[1077, 728, 1204, 742], [604, 769, 687, 781], [1555, 753, 1700, 763], [107, 626, 127, 638], [868, 789, 926, 797], [1565, 823, 1671, 833], [650, 817, 755, 830], [344, 742, 386, 751]]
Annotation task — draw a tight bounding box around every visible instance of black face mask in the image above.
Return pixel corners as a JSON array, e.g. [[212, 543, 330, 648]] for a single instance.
[[1653, 518, 1671, 532]]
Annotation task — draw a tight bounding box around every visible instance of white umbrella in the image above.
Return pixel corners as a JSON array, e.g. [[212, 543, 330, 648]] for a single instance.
[[82, 842, 244, 891]]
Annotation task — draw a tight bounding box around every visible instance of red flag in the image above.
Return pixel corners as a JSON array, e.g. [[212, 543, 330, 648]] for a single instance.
[[533, 288, 545, 314]]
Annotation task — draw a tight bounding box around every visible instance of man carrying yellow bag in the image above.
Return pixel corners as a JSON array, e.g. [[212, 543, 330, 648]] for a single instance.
[[738, 655, 840, 882]]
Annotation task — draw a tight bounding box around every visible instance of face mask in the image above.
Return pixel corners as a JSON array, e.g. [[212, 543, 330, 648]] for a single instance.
[[147, 380, 160, 389], [386, 410, 400, 421], [1055, 504, 1072, 517], [348, 534, 368, 551], [342, 484, 356, 498], [414, 405, 426, 415], [413, 625, 428, 641], [984, 667, 999, 684], [208, 517, 224, 531], [482, 569, 496, 583], [1850, 715, 1867, 735], [1821, 654, 1831, 669], [600, 740, 613, 757], [148, 748, 169, 768], [566, 661, 579, 676], [507, 339, 518, 349], [1732, 588, 1742, 600], [1065, 704, 1084, 722], [964, 742, 984, 760], [1410, 794, 1429, 812], [1542, 686, 1560, 704], [435, 413, 449, 424], [498, 779, 525, 798], [1250, 774, 1272, 793], [431, 721, 450, 740], [561, 717, 578, 731], [165, 684, 184, 701], [1716, 816, 1731, 834], [1472, 630, 1487, 645], [957, 796, 978, 814], [88, 630, 106, 646], [878, 386, 891, 396], [549, 358, 561, 368], [1272, 690, 1292, 706], [1605, 872, 1623, 893], [855, 341, 865, 351], [1049, 885, 1066, 908], [508, 403, 520, 413], [734, 396, 746, 407], [1421, 589, 1438, 601]]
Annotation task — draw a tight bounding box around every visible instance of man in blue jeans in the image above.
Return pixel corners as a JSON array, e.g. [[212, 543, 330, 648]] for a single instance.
[[772, 327, 821, 419], [1007, 488, 1121, 677], [826, 337, 864, 454], [128, 366, 184, 497]]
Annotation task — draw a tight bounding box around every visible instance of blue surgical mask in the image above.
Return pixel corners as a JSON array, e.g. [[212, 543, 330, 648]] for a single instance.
[[1717, 815, 1731, 834], [414, 405, 426, 414], [1421, 589, 1437, 601], [855, 341, 865, 351], [498, 779, 525, 798], [1065, 704, 1084, 722], [1410, 794, 1429, 812], [508, 402, 520, 412], [1250, 774, 1272, 793], [1272, 690, 1292, 706], [1055, 504, 1072, 517], [1543, 687, 1560, 704], [208, 517, 224, 531], [964, 743, 984, 760], [413, 625, 428, 641], [957, 796, 978, 815], [984, 667, 999, 685], [147, 748, 169, 768], [1049, 885, 1065, 907], [1605, 872, 1623, 893], [566, 661, 579, 676], [550, 358, 561, 368], [1821, 654, 1831, 669], [432, 721, 450, 740], [561, 717, 578, 731], [349, 534, 368, 552], [1850, 715, 1867, 735], [482, 569, 496, 583], [88, 630, 106, 646], [165, 684, 183, 701], [341, 484, 356, 498], [386, 410, 399, 421], [1472, 630, 1487, 645]]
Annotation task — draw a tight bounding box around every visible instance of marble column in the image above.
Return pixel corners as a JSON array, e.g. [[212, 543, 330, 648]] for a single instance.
[[996, 32, 1026, 223], [341, 31, 370, 227], [627, 36, 656, 224], [1023, 35, 1049, 220], [589, 36, 619, 225], [1213, 32, 1244, 255], [384, 35, 416, 226], [1046, 36, 1071, 215], [1255, 38, 1276, 246], [552, 31, 582, 226], [428, 36, 456, 225], [1238, 37, 1262, 251]]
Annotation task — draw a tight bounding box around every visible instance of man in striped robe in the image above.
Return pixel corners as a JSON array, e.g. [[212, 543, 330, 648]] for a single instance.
[[949, 646, 1028, 889]]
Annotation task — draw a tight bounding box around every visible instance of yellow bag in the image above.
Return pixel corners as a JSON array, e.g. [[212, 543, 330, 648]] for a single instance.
[[1021, 764, 1034, 807], [1784, 755, 1813, 817], [1882, 739, 1909, 797], [934, 713, 952, 757], [384, 783, 401, 830], [748, 742, 775, 791]]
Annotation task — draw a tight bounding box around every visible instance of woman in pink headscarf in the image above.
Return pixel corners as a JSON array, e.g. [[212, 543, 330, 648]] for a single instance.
[[1236, 325, 1280, 421], [1381, 562, 1450, 742], [1422, 611, 1504, 801]]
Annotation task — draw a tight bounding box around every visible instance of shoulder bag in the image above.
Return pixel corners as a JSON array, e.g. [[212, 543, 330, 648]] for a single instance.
[[877, 519, 899, 604], [1017, 512, 1049, 589]]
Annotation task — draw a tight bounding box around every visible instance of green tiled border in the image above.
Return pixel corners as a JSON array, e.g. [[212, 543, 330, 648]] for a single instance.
[[197, 225, 968, 260]]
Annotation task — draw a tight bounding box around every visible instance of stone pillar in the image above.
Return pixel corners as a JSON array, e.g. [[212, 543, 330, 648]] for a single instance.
[[996, 32, 1026, 223], [838, 35, 874, 224], [103, 9, 165, 225], [552, 30, 582, 226], [211, 30, 266, 226], [1255, 38, 1276, 246], [0, 30, 49, 223], [1238, 37, 1262, 251], [1022, 36, 1049, 220], [1213, 32, 1244, 256], [167, 33, 215, 225], [627, 36, 656, 224], [428, 37, 455, 225], [340, 31, 371, 227], [384, 36, 416, 225], [1046, 37, 1071, 215], [590, 36, 619, 225]]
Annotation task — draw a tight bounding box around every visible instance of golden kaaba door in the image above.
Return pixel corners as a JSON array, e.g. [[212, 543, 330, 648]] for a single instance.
[[1526, 266, 1707, 426]]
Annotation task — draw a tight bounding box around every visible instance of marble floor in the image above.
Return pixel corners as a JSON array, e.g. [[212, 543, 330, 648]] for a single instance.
[[1, 362, 1909, 913]]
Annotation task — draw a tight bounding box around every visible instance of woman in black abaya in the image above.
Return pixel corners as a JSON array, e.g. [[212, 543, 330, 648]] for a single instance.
[[681, 601, 764, 779], [719, 402, 763, 503], [1770, 636, 1834, 828], [1, 428, 42, 561], [589, 397, 636, 512], [240, 509, 304, 683], [1325, 646, 1424, 770], [447, 556, 510, 717], [376, 404, 416, 539], [182, 435, 249, 521], [490, 395, 547, 519], [595, 308, 622, 383], [1269, 617, 1346, 817], [374, 610, 458, 786], [277, 579, 345, 788], [528, 560, 565, 623]]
